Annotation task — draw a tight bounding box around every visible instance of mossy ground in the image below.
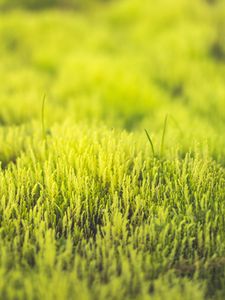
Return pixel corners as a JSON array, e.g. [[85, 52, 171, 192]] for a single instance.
[[0, 0, 225, 299]]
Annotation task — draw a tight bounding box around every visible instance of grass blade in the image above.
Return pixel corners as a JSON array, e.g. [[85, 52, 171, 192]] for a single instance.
[[41, 94, 46, 141], [160, 114, 168, 157], [144, 129, 155, 157]]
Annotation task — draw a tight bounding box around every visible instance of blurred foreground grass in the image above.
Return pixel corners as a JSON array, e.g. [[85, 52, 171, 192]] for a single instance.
[[0, 0, 225, 299]]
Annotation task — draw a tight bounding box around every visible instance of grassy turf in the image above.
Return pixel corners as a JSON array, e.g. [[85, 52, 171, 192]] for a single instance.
[[0, 0, 225, 299]]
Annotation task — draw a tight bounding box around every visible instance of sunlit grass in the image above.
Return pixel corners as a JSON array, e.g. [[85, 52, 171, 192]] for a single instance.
[[0, 0, 225, 299]]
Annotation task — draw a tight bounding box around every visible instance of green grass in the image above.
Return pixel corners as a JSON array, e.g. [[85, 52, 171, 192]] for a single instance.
[[0, 0, 225, 299]]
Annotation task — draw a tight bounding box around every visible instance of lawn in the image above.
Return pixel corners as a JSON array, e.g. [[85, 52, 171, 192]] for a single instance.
[[0, 0, 225, 299]]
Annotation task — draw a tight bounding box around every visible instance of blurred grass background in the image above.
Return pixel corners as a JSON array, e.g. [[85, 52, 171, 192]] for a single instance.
[[0, 0, 111, 10], [0, 0, 224, 159]]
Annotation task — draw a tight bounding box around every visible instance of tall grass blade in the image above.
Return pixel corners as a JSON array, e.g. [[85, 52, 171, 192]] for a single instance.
[[144, 129, 155, 157], [42, 94, 46, 141], [160, 114, 168, 157]]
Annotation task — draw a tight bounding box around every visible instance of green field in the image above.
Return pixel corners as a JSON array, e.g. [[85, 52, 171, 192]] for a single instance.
[[0, 0, 225, 299]]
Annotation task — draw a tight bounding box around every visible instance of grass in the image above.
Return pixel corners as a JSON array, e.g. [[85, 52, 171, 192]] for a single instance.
[[160, 115, 168, 157], [0, 0, 225, 299], [41, 94, 46, 141], [144, 129, 155, 157]]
